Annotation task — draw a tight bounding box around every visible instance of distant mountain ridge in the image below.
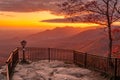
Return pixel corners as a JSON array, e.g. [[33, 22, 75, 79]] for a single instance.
[[26, 27, 120, 57], [27, 27, 86, 41]]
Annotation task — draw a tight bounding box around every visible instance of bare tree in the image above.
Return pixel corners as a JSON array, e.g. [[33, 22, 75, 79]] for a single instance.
[[59, 0, 120, 60]]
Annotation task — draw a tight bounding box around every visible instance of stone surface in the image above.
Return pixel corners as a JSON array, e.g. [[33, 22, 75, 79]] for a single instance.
[[0, 60, 109, 80], [11, 60, 108, 80], [0, 66, 6, 80]]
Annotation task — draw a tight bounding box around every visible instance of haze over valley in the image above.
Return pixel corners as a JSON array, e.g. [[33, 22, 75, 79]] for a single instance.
[[1, 26, 120, 66]]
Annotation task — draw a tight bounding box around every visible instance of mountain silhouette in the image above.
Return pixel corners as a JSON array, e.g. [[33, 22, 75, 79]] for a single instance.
[[26, 27, 120, 56], [27, 27, 86, 41]]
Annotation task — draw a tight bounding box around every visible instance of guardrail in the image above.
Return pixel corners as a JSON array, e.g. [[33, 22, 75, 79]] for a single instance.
[[18, 47, 74, 63], [74, 51, 120, 80], [6, 47, 120, 80], [6, 48, 19, 80]]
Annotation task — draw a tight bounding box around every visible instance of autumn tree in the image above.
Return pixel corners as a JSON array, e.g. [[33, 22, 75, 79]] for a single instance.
[[59, 0, 120, 60]]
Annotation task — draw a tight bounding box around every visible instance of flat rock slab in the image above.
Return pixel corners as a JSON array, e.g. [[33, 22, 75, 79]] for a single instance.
[[12, 60, 107, 80]]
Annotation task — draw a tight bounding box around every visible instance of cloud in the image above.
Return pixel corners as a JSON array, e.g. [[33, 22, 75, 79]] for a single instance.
[[41, 13, 106, 24], [0, 13, 15, 17], [0, 0, 64, 13], [42, 18, 72, 23], [41, 16, 85, 23]]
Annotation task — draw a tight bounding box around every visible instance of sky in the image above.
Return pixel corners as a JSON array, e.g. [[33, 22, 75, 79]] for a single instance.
[[0, 0, 119, 30], [0, 11, 99, 30], [0, 0, 100, 30]]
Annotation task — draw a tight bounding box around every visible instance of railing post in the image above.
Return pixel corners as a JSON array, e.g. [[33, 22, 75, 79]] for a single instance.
[[12, 52, 14, 67], [84, 53, 87, 68], [48, 48, 51, 62], [6, 48, 19, 80], [6, 63, 10, 80], [17, 48, 19, 64], [114, 58, 117, 80], [73, 50, 76, 64]]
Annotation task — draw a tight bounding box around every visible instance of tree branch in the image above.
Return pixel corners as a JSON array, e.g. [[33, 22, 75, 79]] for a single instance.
[[112, 16, 120, 23], [102, 0, 107, 4], [92, 1, 106, 15], [110, 0, 118, 22]]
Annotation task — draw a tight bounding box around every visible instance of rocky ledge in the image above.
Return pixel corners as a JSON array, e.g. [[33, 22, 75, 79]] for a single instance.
[[11, 60, 108, 80]]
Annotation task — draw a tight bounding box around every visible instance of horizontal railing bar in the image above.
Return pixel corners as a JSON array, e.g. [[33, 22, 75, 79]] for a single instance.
[[6, 48, 18, 63]]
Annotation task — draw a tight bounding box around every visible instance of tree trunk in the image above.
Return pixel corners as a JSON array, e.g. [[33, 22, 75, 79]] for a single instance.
[[108, 25, 112, 59], [108, 24, 114, 67], [106, 1, 113, 66]]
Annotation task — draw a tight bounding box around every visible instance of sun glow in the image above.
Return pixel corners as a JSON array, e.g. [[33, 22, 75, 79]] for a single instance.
[[0, 11, 99, 30]]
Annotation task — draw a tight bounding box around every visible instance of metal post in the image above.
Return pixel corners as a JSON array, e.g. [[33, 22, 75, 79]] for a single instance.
[[22, 47, 25, 61], [17, 48, 19, 63], [84, 53, 87, 68], [114, 58, 117, 80], [6, 63, 10, 80], [48, 48, 50, 62], [73, 50, 76, 64]]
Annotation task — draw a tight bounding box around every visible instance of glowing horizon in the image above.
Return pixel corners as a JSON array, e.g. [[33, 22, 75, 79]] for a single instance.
[[0, 11, 100, 30]]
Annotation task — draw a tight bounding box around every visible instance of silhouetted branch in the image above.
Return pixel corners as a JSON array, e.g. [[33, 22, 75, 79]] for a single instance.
[[59, 0, 120, 60]]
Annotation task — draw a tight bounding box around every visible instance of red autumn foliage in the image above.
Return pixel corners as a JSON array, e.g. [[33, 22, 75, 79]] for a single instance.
[[112, 28, 120, 41], [112, 45, 120, 58]]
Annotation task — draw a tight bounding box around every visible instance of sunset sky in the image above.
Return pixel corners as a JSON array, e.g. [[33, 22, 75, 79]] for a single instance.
[[0, 0, 100, 30], [0, 11, 99, 30], [0, 0, 119, 30]]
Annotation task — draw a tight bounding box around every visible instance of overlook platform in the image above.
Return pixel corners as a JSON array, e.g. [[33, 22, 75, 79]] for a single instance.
[[12, 60, 107, 80], [5, 47, 120, 80]]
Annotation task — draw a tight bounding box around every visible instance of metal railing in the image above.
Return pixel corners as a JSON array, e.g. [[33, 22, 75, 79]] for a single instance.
[[6, 48, 19, 80], [6, 47, 120, 80], [18, 47, 74, 63], [74, 51, 119, 79]]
